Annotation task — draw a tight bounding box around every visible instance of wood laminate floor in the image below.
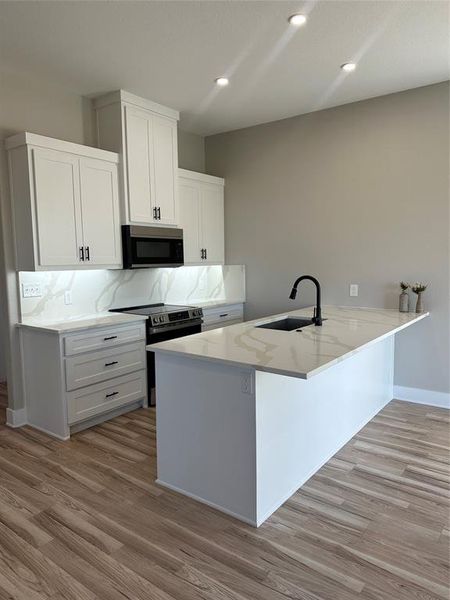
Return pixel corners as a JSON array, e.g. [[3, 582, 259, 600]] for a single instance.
[[0, 398, 448, 600]]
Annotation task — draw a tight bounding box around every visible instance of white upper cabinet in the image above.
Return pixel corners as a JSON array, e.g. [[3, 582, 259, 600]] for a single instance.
[[79, 157, 121, 267], [124, 106, 154, 224], [178, 169, 225, 265], [200, 183, 225, 264], [6, 132, 122, 271], [32, 148, 83, 267], [178, 179, 201, 263], [95, 90, 179, 227], [152, 114, 178, 225]]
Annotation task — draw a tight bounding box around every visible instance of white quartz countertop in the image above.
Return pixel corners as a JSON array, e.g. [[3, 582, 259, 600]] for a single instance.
[[149, 306, 429, 379], [17, 312, 148, 334]]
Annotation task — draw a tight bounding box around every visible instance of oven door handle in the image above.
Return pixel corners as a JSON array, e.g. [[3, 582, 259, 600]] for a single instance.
[[147, 319, 203, 338]]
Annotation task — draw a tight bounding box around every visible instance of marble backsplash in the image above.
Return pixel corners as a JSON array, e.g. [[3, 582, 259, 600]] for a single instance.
[[19, 265, 246, 324]]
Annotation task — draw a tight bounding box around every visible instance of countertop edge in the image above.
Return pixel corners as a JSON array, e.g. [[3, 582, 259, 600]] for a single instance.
[[17, 313, 148, 334], [149, 310, 429, 379]]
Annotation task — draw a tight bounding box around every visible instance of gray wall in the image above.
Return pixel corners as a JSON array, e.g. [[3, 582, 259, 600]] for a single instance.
[[0, 67, 207, 409], [206, 82, 450, 395], [178, 129, 205, 173], [0, 67, 96, 409]]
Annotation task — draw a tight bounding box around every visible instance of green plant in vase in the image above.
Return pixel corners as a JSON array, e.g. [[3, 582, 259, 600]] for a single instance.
[[399, 281, 410, 312], [411, 282, 427, 313]]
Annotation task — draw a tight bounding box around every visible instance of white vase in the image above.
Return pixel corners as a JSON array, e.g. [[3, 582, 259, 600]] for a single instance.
[[399, 291, 409, 312]]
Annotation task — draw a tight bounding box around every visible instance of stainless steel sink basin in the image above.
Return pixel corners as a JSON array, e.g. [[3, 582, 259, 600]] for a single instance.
[[256, 317, 314, 331]]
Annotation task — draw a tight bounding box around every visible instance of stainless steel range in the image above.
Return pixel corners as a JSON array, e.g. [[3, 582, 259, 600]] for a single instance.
[[110, 303, 203, 405]]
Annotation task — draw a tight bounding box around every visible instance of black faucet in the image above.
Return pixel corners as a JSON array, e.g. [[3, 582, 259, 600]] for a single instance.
[[289, 275, 323, 326]]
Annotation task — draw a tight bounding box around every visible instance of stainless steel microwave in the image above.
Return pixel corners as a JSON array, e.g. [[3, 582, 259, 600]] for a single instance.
[[122, 225, 184, 269]]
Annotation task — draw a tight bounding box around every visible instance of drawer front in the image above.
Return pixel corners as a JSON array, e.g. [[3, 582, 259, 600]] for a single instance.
[[202, 304, 244, 327], [65, 342, 146, 391], [67, 371, 147, 424], [202, 318, 243, 332], [64, 323, 146, 356]]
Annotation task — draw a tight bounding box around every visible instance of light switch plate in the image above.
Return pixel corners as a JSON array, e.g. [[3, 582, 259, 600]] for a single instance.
[[22, 283, 42, 298], [64, 290, 73, 305], [349, 284, 359, 297]]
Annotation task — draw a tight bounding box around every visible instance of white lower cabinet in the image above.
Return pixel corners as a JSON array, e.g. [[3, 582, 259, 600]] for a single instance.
[[6, 132, 122, 271], [65, 342, 146, 391], [178, 169, 224, 265], [20, 320, 148, 439], [201, 303, 244, 332], [67, 371, 147, 425]]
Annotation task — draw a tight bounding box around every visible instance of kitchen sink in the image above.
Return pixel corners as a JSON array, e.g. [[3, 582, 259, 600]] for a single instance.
[[256, 317, 314, 331]]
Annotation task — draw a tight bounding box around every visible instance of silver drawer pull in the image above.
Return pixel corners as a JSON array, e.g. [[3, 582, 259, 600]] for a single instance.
[[104, 335, 118, 341], [219, 313, 229, 318], [105, 391, 119, 398], [104, 361, 119, 367]]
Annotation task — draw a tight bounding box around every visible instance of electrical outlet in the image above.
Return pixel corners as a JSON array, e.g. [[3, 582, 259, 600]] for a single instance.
[[241, 372, 253, 395], [64, 290, 73, 305], [22, 283, 42, 298], [349, 284, 359, 297]]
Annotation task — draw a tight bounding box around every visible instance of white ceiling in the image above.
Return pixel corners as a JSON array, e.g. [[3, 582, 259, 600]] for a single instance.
[[0, 1, 448, 136]]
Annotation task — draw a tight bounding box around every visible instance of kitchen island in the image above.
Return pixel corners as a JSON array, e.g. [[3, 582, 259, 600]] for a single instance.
[[150, 306, 428, 526]]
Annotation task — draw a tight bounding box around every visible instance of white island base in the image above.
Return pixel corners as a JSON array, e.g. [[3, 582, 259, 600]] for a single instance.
[[156, 335, 394, 526]]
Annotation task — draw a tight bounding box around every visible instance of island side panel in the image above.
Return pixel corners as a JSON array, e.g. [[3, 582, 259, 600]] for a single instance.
[[155, 353, 258, 525], [255, 336, 394, 525]]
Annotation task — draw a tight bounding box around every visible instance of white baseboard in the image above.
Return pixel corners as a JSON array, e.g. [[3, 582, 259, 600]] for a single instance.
[[394, 385, 450, 409], [6, 407, 27, 427]]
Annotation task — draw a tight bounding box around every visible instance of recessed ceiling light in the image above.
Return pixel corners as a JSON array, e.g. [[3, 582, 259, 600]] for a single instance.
[[341, 62, 356, 73], [215, 77, 229, 87], [288, 14, 307, 26]]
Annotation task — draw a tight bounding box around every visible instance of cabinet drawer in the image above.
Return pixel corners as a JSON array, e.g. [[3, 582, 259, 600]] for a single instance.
[[67, 371, 147, 424], [65, 342, 145, 391], [202, 318, 243, 332], [202, 304, 244, 327], [64, 323, 146, 356]]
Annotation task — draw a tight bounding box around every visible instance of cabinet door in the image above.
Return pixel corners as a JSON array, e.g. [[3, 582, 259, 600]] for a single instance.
[[178, 179, 201, 264], [32, 148, 83, 267], [200, 183, 224, 264], [124, 106, 155, 224], [152, 115, 178, 225], [79, 157, 121, 267]]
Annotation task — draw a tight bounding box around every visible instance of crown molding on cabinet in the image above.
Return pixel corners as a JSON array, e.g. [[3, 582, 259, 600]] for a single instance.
[[93, 89, 179, 121], [178, 168, 224, 187], [5, 132, 119, 163]]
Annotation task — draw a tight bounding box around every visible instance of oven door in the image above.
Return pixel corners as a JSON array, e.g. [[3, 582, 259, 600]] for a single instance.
[[146, 319, 202, 405], [122, 225, 184, 268]]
